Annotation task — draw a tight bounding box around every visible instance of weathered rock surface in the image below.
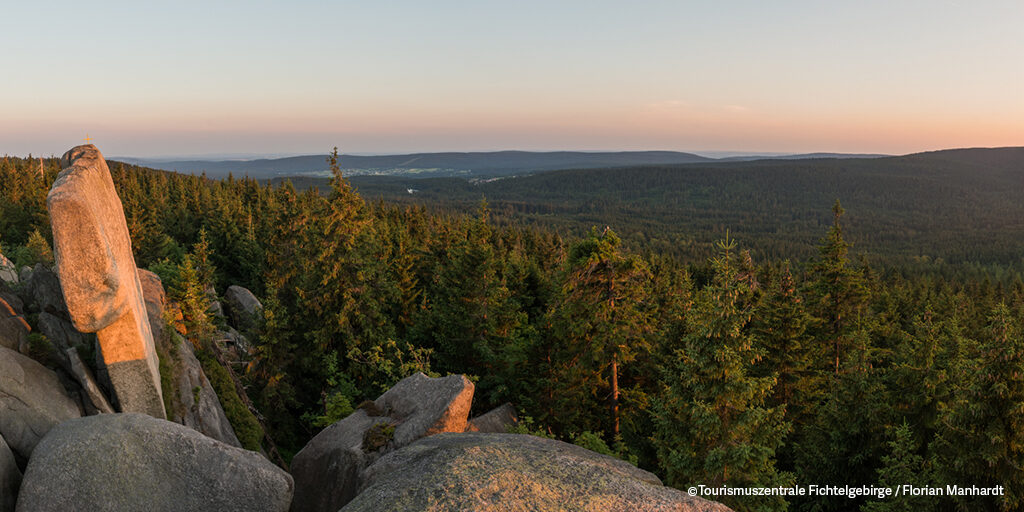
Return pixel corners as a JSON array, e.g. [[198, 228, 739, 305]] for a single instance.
[[137, 269, 166, 339], [344, 433, 732, 512], [0, 283, 23, 319], [137, 269, 241, 445], [290, 373, 474, 512], [0, 255, 16, 285], [15, 413, 293, 512], [48, 145, 164, 418], [0, 347, 81, 459], [0, 298, 29, 352], [378, 373, 474, 446], [225, 285, 262, 332], [21, 264, 65, 317], [1, 435, 20, 512], [64, 347, 114, 414], [36, 311, 91, 353], [168, 332, 241, 447], [465, 403, 518, 433]]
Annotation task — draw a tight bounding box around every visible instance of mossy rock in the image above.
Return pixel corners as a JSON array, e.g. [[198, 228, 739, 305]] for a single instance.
[[361, 422, 396, 453]]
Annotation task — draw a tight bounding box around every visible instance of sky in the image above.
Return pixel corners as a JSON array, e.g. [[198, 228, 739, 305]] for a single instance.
[[3, 1, 1022, 158]]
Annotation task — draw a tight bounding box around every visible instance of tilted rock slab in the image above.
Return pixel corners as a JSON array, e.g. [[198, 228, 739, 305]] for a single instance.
[[168, 331, 242, 447], [47, 145, 164, 418], [465, 402, 518, 433], [0, 254, 17, 285], [0, 347, 81, 459], [225, 284, 263, 333], [138, 269, 241, 446], [343, 433, 733, 512], [0, 434, 21, 512], [0, 297, 29, 353], [15, 413, 293, 512], [290, 373, 474, 512]]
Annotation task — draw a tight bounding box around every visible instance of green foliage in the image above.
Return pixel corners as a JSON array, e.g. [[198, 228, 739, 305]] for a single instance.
[[569, 431, 638, 466], [934, 303, 1024, 511], [155, 330, 181, 420], [196, 348, 264, 451], [361, 422, 396, 452], [25, 229, 53, 266], [505, 415, 555, 439], [26, 332, 55, 366], [652, 237, 792, 512], [860, 421, 936, 512]]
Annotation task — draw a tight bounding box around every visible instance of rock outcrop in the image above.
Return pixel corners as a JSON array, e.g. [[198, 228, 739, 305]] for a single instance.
[[63, 347, 115, 414], [225, 285, 262, 333], [166, 332, 242, 447], [21, 264, 65, 318], [0, 347, 81, 459], [0, 255, 16, 286], [290, 373, 474, 512], [0, 297, 29, 353], [0, 435, 20, 512], [344, 433, 731, 512], [138, 269, 241, 447], [15, 413, 293, 512], [47, 145, 164, 418], [465, 402, 518, 433]]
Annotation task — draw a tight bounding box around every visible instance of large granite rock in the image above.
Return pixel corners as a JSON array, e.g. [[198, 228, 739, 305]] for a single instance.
[[0, 298, 29, 353], [0, 347, 81, 459], [15, 414, 293, 512], [344, 433, 732, 512], [290, 373, 474, 512], [465, 403, 518, 433], [0, 255, 16, 285], [168, 332, 241, 447], [48, 145, 164, 418], [0, 435, 20, 512], [36, 311, 91, 352], [138, 269, 240, 446], [137, 269, 166, 340], [224, 285, 262, 333], [21, 264, 65, 317]]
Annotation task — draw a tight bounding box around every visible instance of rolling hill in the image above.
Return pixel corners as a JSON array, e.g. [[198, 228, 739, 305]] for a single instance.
[[335, 147, 1024, 268]]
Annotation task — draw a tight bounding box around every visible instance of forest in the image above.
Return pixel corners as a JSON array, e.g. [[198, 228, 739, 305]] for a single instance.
[[344, 147, 1024, 273], [1, 151, 1022, 512]]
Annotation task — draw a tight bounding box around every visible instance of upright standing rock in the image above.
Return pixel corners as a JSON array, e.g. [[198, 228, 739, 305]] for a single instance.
[[47, 145, 165, 418]]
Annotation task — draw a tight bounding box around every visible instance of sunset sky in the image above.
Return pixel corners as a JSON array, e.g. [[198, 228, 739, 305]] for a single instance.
[[3, 1, 1022, 157]]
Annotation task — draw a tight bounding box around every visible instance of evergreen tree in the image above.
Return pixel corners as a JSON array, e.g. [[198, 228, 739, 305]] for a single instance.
[[652, 238, 791, 512], [934, 303, 1024, 511], [547, 227, 652, 438], [808, 200, 869, 376]]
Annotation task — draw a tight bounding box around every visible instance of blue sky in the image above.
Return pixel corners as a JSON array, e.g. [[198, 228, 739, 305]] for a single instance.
[[3, 1, 1021, 157]]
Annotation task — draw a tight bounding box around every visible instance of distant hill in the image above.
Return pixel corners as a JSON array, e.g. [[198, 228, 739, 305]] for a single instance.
[[338, 146, 1024, 266], [120, 150, 715, 179], [718, 152, 890, 162]]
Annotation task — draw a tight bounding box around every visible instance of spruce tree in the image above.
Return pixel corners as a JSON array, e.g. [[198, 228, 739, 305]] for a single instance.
[[652, 238, 791, 512], [542, 227, 652, 438]]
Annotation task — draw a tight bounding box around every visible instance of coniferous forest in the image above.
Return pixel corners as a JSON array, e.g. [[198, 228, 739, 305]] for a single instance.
[[2, 151, 1023, 512]]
